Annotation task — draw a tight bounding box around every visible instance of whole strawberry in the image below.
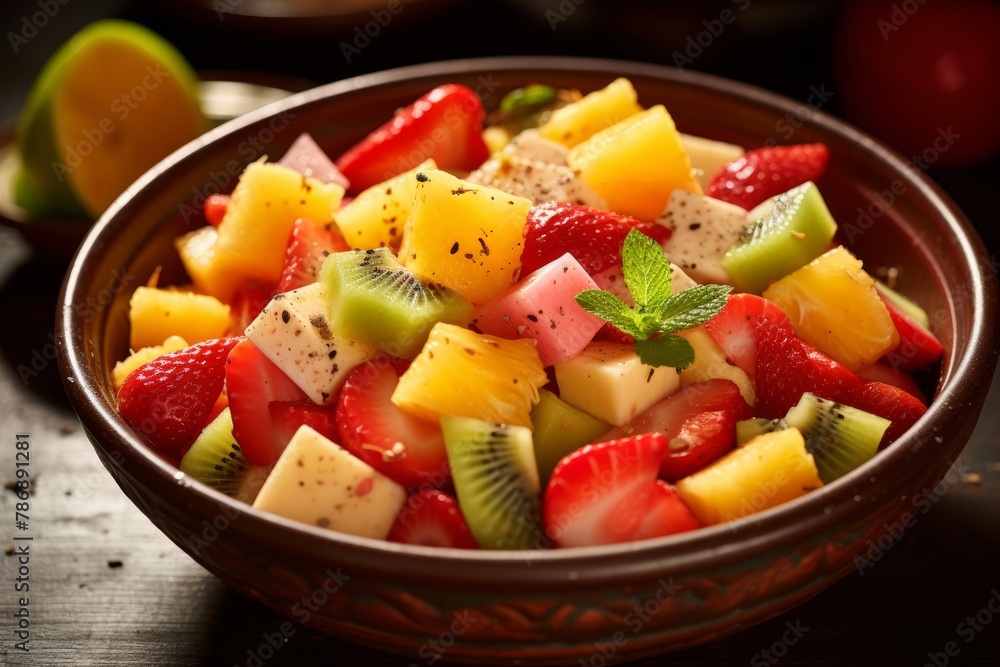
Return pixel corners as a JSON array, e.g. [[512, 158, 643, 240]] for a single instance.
[[707, 143, 829, 210], [520, 202, 671, 277], [117, 337, 240, 455]]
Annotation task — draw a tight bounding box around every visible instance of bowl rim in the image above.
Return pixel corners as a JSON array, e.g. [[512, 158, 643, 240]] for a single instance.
[[58, 56, 998, 581]]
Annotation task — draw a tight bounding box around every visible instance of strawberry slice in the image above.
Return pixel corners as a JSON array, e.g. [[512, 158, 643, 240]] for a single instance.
[[704, 293, 791, 379], [754, 318, 862, 418], [336, 358, 449, 490], [268, 399, 341, 448], [603, 379, 745, 481], [203, 193, 229, 226], [520, 202, 673, 277], [117, 337, 239, 456], [707, 143, 830, 210], [231, 281, 277, 332], [226, 338, 308, 466], [335, 84, 490, 193], [277, 218, 350, 293], [878, 295, 944, 372], [856, 363, 927, 405], [846, 381, 928, 447], [387, 489, 478, 549], [543, 433, 700, 548]]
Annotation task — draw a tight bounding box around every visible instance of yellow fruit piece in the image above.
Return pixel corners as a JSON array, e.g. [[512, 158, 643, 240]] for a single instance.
[[483, 126, 513, 154], [391, 323, 547, 428], [679, 326, 755, 405], [568, 105, 702, 221], [196, 162, 344, 301], [675, 428, 822, 525], [175, 225, 231, 298], [128, 286, 230, 350], [538, 78, 642, 147], [112, 335, 189, 389], [398, 169, 532, 304], [763, 246, 899, 371], [334, 159, 435, 250]]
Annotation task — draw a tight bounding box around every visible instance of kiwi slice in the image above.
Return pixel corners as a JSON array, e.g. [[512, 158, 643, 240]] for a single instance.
[[321, 247, 473, 358], [720, 181, 838, 294], [784, 393, 889, 484], [531, 389, 610, 484], [180, 408, 272, 504], [875, 281, 931, 328], [736, 417, 788, 446], [441, 416, 543, 550]]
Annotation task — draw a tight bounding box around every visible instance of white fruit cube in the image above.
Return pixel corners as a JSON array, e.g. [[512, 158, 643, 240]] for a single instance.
[[246, 282, 379, 405], [253, 425, 406, 539], [679, 133, 745, 191], [554, 341, 681, 426], [657, 190, 749, 286]]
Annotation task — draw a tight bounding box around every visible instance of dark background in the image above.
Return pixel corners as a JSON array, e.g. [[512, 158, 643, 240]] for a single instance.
[[0, 0, 998, 665]]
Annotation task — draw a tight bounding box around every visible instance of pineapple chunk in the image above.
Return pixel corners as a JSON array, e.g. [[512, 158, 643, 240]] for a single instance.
[[112, 335, 189, 389], [391, 322, 547, 428], [334, 159, 436, 250], [252, 425, 406, 539], [538, 78, 642, 147], [175, 226, 223, 298], [193, 162, 344, 301], [763, 246, 899, 371], [675, 428, 822, 525], [679, 133, 745, 191], [128, 287, 230, 350], [568, 105, 702, 221], [398, 169, 532, 304], [678, 326, 755, 405], [553, 341, 681, 426], [658, 189, 750, 285]]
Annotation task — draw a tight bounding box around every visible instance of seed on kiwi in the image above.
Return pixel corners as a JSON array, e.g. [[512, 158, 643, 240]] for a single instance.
[[180, 408, 272, 504], [320, 247, 473, 358], [735, 417, 789, 446], [440, 416, 543, 550]]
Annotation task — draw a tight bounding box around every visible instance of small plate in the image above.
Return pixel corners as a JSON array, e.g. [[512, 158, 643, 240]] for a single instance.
[[0, 75, 309, 259]]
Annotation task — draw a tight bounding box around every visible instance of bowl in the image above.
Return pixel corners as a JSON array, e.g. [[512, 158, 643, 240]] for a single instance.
[[57, 57, 998, 664]]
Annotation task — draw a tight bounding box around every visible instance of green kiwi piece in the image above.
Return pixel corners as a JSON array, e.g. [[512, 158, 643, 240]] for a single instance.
[[321, 247, 473, 358], [784, 393, 890, 484], [441, 416, 543, 550], [720, 181, 838, 294], [736, 418, 788, 446], [875, 281, 931, 329], [180, 408, 272, 504], [531, 389, 610, 484]]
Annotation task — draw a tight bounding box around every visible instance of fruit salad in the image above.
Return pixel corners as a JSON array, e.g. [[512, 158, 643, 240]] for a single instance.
[[113, 78, 941, 550]]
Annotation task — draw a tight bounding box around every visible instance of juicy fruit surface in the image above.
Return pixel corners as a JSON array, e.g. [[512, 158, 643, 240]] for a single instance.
[[703, 293, 791, 380], [334, 160, 435, 251], [708, 143, 830, 211], [538, 77, 642, 147], [530, 389, 610, 484], [128, 287, 230, 350], [387, 489, 478, 549], [846, 381, 928, 447], [117, 337, 239, 455], [277, 218, 350, 293], [878, 292, 944, 372]]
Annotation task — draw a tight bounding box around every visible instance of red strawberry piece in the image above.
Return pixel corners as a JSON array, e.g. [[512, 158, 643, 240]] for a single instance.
[[594, 322, 635, 344], [268, 400, 341, 450], [603, 379, 745, 481], [203, 193, 230, 226], [878, 296, 944, 372], [335, 84, 490, 193], [754, 318, 862, 418], [336, 358, 450, 490], [846, 381, 928, 447], [543, 433, 699, 547], [230, 281, 277, 332], [704, 293, 792, 379], [856, 363, 927, 405], [636, 480, 703, 541], [387, 489, 478, 549], [117, 337, 240, 456], [277, 218, 350, 293], [226, 338, 308, 466], [707, 143, 830, 210], [521, 202, 673, 277], [277, 133, 350, 189]]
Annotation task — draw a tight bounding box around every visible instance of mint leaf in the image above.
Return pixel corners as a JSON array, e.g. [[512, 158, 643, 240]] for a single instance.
[[575, 290, 644, 337], [634, 335, 695, 369], [622, 229, 672, 308], [654, 284, 732, 335]]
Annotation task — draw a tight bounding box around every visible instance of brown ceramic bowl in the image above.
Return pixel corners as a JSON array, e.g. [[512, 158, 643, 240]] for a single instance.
[[57, 57, 998, 665]]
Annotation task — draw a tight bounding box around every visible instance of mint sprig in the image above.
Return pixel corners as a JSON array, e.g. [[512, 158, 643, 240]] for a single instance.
[[576, 229, 731, 369]]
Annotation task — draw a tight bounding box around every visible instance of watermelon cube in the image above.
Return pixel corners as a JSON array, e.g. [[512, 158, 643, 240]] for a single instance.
[[471, 253, 604, 366]]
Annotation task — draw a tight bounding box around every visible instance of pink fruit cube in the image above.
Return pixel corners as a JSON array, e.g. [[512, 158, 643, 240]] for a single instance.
[[472, 253, 605, 366], [278, 133, 350, 188]]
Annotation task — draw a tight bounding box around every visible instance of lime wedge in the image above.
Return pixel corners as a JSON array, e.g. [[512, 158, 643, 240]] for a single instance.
[[16, 20, 204, 218]]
